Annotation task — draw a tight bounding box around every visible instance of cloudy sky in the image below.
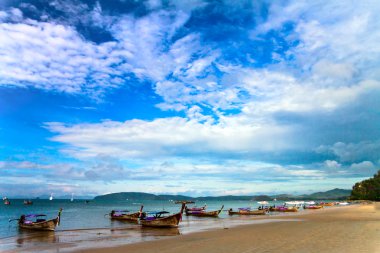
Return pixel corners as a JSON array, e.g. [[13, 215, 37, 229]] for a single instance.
[[1, 0, 379, 197]]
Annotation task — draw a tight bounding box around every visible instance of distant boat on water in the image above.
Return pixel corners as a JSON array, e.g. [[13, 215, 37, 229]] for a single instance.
[[24, 200, 33, 205], [3, 197, 11, 205], [49, 194, 53, 201], [71, 193, 74, 202]]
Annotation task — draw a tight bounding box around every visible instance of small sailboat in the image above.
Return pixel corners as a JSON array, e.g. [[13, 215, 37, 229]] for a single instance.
[[49, 193, 53, 201], [70, 193, 74, 202]]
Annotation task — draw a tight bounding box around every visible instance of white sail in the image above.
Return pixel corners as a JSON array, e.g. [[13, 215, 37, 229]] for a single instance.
[[71, 193, 74, 202], [49, 193, 53, 201]]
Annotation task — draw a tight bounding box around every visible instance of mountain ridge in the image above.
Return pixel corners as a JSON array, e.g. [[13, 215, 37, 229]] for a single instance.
[[94, 188, 351, 201]]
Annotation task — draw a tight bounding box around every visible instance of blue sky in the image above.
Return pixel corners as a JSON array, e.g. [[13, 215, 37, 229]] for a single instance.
[[1, 0, 380, 197]]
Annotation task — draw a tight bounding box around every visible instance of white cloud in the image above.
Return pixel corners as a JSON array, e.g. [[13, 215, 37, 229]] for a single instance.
[[324, 160, 341, 169], [317, 141, 380, 163], [0, 161, 71, 170], [44, 115, 294, 160], [0, 18, 121, 94], [350, 161, 376, 175], [0, 7, 211, 98]]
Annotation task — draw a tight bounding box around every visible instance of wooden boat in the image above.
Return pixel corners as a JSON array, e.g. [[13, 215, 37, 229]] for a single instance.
[[303, 205, 323, 210], [139, 203, 186, 228], [12, 208, 62, 231], [283, 207, 298, 212], [269, 206, 298, 212], [185, 205, 207, 212], [228, 207, 266, 215], [185, 205, 224, 217], [320, 202, 334, 207], [108, 206, 145, 223]]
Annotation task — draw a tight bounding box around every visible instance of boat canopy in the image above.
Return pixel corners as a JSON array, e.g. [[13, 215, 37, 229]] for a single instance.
[[25, 214, 47, 218], [238, 207, 251, 211], [285, 201, 304, 205], [113, 210, 130, 212], [146, 211, 170, 215]]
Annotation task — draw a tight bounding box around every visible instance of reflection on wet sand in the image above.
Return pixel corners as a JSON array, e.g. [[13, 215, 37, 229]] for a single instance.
[[0, 215, 290, 253], [16, 231, 58, 246], [1, 225, 181, 253], [141, 227, 180, 237]]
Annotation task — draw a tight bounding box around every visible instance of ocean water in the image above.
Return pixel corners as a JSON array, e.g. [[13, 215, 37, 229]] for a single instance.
[[0, 199, 333, 252]]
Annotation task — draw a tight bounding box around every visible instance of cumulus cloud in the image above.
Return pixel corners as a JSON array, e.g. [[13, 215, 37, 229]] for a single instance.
[[317, 141, 380, 163], [44, 115, 295, 160], [349, 161, 376, 174]]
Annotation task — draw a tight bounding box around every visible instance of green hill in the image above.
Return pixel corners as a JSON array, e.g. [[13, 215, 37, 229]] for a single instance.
[[94, 188, 351, 201], [307, 188, 351, 200]]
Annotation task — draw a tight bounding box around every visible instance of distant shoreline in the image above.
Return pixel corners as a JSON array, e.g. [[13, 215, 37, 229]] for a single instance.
[[4, 188, 352, 201]]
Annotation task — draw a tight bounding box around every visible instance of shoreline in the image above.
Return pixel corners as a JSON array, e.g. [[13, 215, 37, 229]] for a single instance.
[[76, 203, 380, 253], [2, 203, 379, 253]]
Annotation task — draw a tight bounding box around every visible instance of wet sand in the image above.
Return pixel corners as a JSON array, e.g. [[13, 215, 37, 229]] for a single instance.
[[77, 203, 380, 253]]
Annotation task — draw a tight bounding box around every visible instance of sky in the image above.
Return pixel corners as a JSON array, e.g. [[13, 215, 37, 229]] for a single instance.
[[1, 0, 380, 198]]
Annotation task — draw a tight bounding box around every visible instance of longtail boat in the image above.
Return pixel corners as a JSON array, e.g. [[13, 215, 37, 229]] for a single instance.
[[185, 205, 207, 212], [108, 206, 145, 223], [320, 202, 334, 207], [139, 203, 186, 228], [228, 207, 266, 215], [269, 206, 298, 212], [10, 208, 62, 231], [303, 205, 323, 210], [185, 205, 224, 217]]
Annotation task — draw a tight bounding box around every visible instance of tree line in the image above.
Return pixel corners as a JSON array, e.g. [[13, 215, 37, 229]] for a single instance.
[[350, 170, 380, 201]]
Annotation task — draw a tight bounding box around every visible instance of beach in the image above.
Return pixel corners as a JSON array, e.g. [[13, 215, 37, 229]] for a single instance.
[[76, 203, 380, 253]]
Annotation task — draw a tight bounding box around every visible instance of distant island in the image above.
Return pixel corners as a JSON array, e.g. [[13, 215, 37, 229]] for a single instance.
[[93, 188, 351, 201]]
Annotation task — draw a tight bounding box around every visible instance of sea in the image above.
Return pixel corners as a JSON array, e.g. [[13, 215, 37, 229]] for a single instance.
[[0, 199, 334, 252]]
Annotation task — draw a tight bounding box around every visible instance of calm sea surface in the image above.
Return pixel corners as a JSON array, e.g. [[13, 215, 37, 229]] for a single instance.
[[0, 199, 334, 252]]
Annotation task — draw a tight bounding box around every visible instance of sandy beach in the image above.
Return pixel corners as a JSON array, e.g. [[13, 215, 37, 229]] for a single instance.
[[76, 203, 380, 253]]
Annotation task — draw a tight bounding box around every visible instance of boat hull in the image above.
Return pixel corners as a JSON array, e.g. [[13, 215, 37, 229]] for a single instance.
[[140, 213, 182, 228], [186, 210, 221, 217], [269, 207, 298, 212], [110, 212, 141, 223], [19, 218, 59, 231], [228, 210, 266, 215], [185, 205, 224, 217], [304, 206, 323, 210]]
